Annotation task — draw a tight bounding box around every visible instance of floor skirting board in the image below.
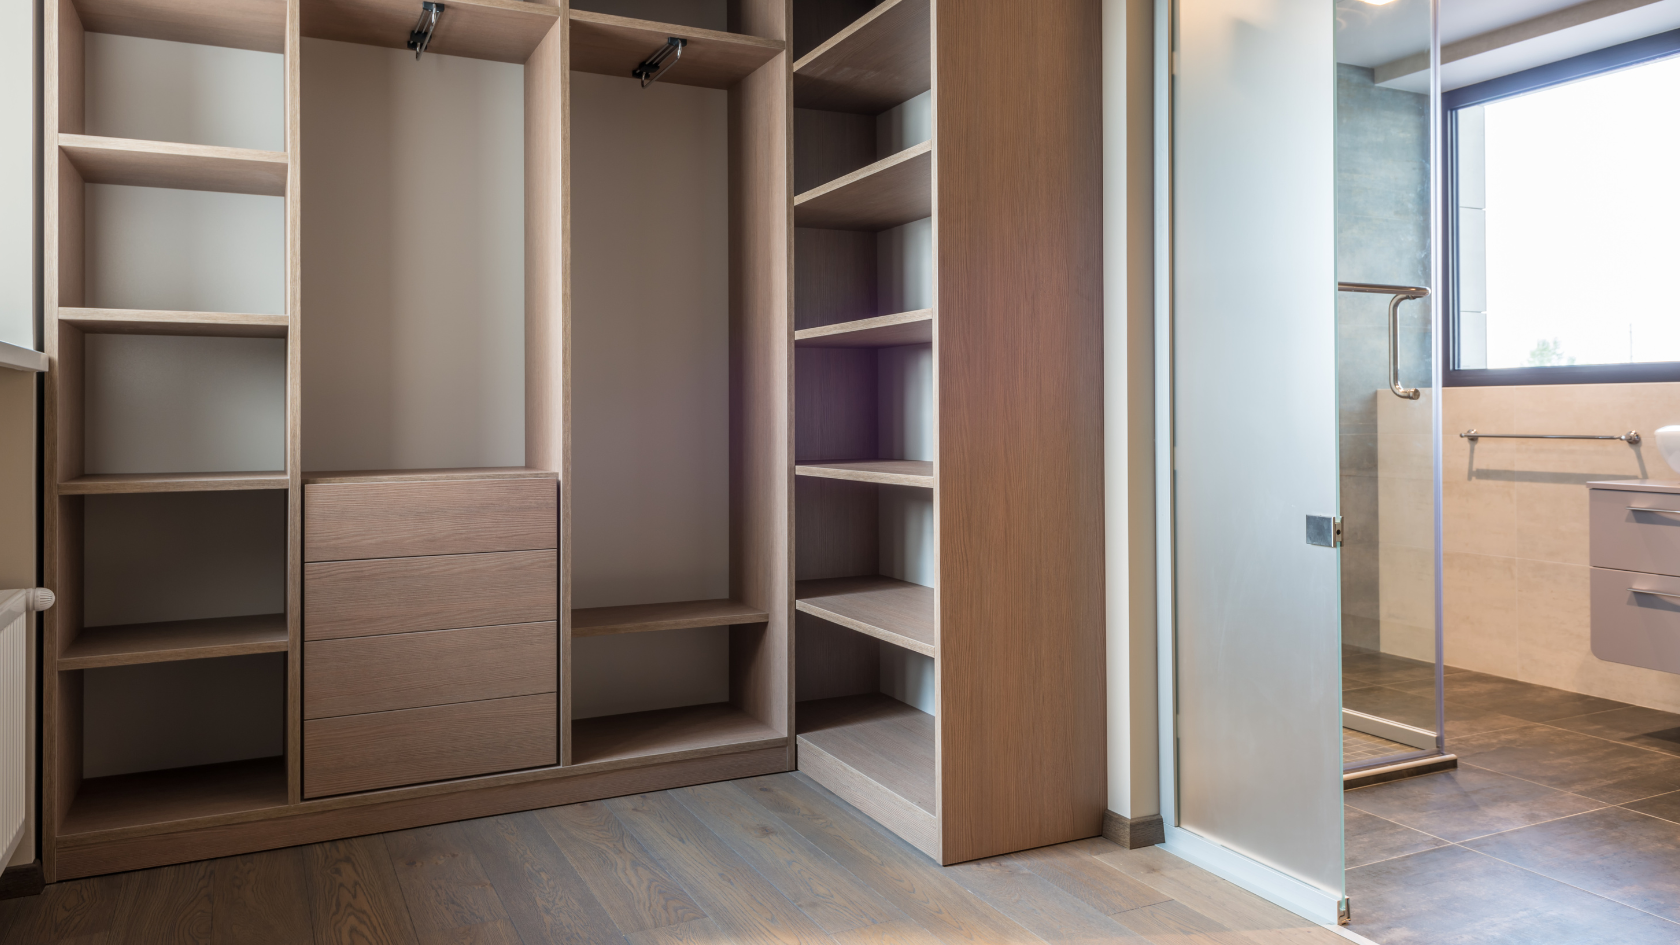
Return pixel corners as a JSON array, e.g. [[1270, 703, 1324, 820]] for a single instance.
[[0, 861, 43, 900], [1102, 809, 1165, 849]]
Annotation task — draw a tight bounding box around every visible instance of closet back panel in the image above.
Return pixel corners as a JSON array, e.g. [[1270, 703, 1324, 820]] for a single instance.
[[84, 185, 285, 314], [82, 653, 284, 778], [82, 33, 284, 150], [301, 38, 526, 472], [569, 71, 730, 610], [572, 626, 730, 719]]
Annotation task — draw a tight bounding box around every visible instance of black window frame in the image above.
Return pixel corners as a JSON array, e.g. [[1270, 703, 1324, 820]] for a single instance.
[[1443, 27, 1680, 387]]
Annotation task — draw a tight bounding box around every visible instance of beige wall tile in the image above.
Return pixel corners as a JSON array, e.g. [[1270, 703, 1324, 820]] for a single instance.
[[1376, 386, 1432, 435], [1443, 477, 1514, 557], [1443, 551, 1517, 677], [1378, 433, 1434, 481], [1518, 559, 1680, 714], [1343, 540, 1381, 622], [1381, 543, 1435, 631], [1380, 619, 1435, 663], [1441, 386, 1515, 475], [1378, 476, 1434, 551], [1513, 481, 1590, 566]]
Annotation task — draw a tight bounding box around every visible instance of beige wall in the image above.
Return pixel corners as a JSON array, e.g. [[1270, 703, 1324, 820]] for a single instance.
[[1442, 382, 1680, 712], [1376, 388, 1436, 662]]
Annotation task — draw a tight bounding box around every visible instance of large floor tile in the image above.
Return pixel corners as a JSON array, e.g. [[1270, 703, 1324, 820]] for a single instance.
[[1344, 764, 1603, 842], [1549, 705, 1680, 758], [1345, 844, 1680, 945], [1404, 672, 1628, 722], [1464, 806, 1680, 924], [1343, 684, 1528, 738], [1624, 791, 1680, 825], [1343, 647, 1439, 688], [1343, 807, 1449, 868], [1450, 722, 1680, 804]]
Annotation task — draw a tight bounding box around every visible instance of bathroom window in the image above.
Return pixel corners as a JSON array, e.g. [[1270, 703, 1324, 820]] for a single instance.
[[1446, 30, 1680, 386]]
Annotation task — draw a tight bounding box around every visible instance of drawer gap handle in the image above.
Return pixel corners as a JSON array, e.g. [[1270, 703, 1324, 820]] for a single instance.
[[1627, 507, 1680, 515], [1630, 588, 1680, 601]]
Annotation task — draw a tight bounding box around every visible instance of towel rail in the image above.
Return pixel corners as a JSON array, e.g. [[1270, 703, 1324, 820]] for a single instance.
[[1460, 429, 1641, 445]]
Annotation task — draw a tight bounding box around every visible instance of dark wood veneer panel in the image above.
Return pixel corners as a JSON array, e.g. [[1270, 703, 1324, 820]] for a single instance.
[[304, 478, 556, 562], [304, 550, 558, 641], [305, 622, 558, 719]]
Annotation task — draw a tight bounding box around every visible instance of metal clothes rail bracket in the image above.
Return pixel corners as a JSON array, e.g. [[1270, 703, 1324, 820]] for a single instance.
[[1460, 429, 1642, 445], [408, 1, 444, 59], [633, 38, 687, 88], [1337, 282, 1430, 401]]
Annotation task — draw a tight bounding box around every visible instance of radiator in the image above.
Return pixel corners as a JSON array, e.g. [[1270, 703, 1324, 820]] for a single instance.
[[1, 587, 50, 868]]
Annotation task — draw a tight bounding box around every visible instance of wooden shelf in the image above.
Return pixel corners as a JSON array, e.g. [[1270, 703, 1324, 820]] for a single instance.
[[796, 309, 932, 348], [72, 0, 287, 53], [59, 756, 288, 838], [571, 703, 783, 766], [60, 134, 287, 197], [796, 576, 934, 657], [302, 466, 558, 485], [569, 10, 784, 90], [794, 141, 931, 231], [301, 0, 560, 65], [795, 460, 932, 488], [59, 614, 289, 670], [794, 0, 929, 114], [59, 471, 289, 495], [572, 599, 769, 637], [796, 693, 934, 815], [58, 308, 289, 339]]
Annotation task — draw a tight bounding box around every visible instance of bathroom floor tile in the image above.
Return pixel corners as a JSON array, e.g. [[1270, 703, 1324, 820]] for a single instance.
[[1463, 806, 1680, 924], [1548, 705, 1680, 758], [1342, 647, 1439, 688], [1403, 672, 1629, 722], [1342, 684, 1528, 738], [1622, 791, 1680, 825], [1345, 844, 1680, 945], [1449, 722, 1680, 804], [1344, 764, 1603, 842], [1343, 806, 1449, 868]]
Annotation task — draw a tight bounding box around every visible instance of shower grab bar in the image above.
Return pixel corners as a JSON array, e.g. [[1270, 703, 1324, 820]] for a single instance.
[[1337, 282, 1429, 401], [1460, 429, 1641, 445], [1631, 588, 1680, 601]]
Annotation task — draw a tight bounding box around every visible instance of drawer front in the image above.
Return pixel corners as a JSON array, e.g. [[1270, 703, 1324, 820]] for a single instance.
[[305, 622, 556, 719], [1591, 567, 1680, 674], [304, 692, 557, 797], [1590, 488, 1680, 577], [305, 550, 557, 641], [305, 478, 556, 562]]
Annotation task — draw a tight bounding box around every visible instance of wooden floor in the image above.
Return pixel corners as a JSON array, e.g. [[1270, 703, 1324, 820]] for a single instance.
[[0, 771, 1346, 944]]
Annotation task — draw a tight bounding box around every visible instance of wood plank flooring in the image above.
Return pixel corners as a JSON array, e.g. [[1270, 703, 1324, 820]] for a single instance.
[[0, 772, 1347, 944]]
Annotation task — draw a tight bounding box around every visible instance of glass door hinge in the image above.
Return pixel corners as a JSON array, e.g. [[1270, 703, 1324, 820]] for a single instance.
[[1338, 897, 1351, 925]]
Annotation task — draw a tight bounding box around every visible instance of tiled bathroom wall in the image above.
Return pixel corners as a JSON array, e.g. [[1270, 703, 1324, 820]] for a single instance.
[[1441, 382, 1680, 712]]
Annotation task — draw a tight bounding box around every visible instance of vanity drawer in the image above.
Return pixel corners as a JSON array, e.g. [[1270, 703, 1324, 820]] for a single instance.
[[1591, 567, 1680, 675], [305, 621, 556, 719], [304, 692, 557, 797], [305, 478, 556, 562], [305, 550, 557, 641], [1590, 488, 1680, 577]]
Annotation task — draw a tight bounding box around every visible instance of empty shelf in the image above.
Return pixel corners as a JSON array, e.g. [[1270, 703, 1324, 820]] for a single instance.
[[794, 0, 929, 114], [60, 471, 289, 495], [795, 141, 931, 231], [59, 614, 289, 670], [60, 135, 287, 196], [796, 309, 932, 348], [795, 460, 932, 488], [59, 308, 289, 338], [797, 693, 934, 815], [303, 467, 558, 484], [571, 703, 783, 766], [301, 0, 560, 64], [569, 10, 784, 89], [797, 576, 934, 657], [573, 599, 770, 637], [73, 0, 286, 53], [59, 756, 288, 838]]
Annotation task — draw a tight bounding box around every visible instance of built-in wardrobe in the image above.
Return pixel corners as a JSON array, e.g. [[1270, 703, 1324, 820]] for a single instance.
[[37, 0, 1102, 881]]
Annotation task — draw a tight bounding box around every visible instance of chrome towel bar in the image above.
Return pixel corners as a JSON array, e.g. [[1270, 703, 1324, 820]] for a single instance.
[[1337, 282, 1429, 401], [1460, 429, 1641, 445]]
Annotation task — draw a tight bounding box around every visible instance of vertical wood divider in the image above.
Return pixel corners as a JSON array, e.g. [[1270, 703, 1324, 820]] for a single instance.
[[284, 0, 304, 807]]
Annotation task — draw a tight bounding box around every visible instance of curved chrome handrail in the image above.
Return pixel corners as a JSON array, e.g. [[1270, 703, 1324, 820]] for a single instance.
[[1338, 282, 1430, 401]]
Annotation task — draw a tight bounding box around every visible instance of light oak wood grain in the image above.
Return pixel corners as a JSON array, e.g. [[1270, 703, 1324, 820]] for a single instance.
[[572, 703, 784, 766], [58, 307, 290, 338], [74, 0, 286, 52], [301, 0, 560, 64], [536, 801, 706, 935], [793, 227, 875, 330], [795, 309, 932, 347], [58, 134, 288, 196], [302, 467, 557, 484], [59, 757, 288, 838], [794, 346, 876, 463], [464, 810, 631, 945], [58, 613, 289, 669], [304, 622, 557, 719], [383, 823, 524, 944], [569, 10, 783, 89], [304, 693, 558, 798], [794, 0, 930, 114], [794, 476, 877, 582], [793, 107, 875, 194], [796, 693, 936, 816], [796, 575, 934, 656], [59, 471, 289, 494], [794, 610, 879, 703], [283, 0, 303, 809], [793, 140, 930, 231], [795, 460, 933, 488], [304, 478, 557, 562], [525, 17, 565, 476], [571, 599, 769, 637], [304, 550, 558, 641]]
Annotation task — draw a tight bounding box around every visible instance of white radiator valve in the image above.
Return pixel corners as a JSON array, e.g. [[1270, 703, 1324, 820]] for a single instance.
[[25, 588, 54, 612]]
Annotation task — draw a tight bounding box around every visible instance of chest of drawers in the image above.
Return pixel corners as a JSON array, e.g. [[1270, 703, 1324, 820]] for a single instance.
[[1589, 479, 1680, 674]]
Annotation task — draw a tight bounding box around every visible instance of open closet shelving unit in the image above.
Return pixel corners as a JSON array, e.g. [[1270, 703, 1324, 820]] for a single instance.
[[37, 0, 1100, 881]]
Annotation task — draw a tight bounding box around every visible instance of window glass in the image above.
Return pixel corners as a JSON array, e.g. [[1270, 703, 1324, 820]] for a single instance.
[[1456, 55, 1680, 369]]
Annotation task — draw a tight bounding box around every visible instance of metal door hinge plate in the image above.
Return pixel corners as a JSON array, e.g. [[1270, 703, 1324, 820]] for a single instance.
[[1306, 515, 1342, 548]]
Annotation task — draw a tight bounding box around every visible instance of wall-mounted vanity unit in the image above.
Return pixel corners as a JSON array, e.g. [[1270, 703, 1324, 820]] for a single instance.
[[1590, 480, 1680, 674], [39, 0, 1101, 881]]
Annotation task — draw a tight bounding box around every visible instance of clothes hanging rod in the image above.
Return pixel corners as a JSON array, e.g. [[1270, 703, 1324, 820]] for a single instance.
[[1460, 429, 1641, 445]]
